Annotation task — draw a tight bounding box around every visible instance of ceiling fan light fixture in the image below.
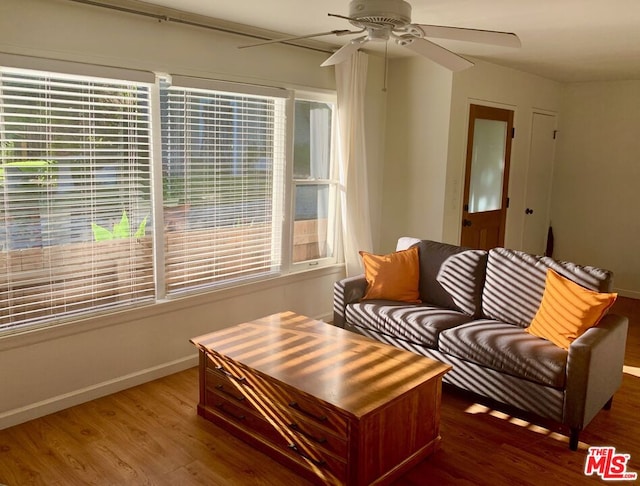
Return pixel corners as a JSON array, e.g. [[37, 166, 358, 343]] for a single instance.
[[367, 27, 391, 42], [348, 0, 412, 28]]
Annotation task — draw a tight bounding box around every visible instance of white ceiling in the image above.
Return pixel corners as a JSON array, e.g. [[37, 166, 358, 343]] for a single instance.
[[137, 0, 640, 83]]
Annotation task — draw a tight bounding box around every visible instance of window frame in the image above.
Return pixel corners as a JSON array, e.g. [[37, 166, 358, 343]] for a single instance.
[[288, 90, 340, 273], [0, 59, 341, 335], [156, 74, 291, 299], [0, 64, 155, 335]]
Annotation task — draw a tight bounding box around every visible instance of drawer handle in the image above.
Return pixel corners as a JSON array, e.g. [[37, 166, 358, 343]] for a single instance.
[[288, 401, 328, 423], [215, 384, 246, 402], [215, 402, 245, 421], [288, 443, 327, 467], [288, 423, 327, 444], [214, 365, 246, 383]]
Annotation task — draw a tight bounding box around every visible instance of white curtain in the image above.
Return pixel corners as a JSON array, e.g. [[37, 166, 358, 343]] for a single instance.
[[335, 51, 373, 276]]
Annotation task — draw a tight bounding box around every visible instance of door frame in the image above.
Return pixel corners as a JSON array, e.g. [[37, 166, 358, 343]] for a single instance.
[[460, 102, 515, 249]]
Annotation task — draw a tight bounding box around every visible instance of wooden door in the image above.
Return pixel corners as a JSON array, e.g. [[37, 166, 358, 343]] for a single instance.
[[522, 112, 557, 255], [461, 104, 514, 250]]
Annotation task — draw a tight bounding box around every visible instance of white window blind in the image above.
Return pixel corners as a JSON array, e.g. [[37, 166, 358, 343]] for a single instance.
[[160, 79, 287, 295], [0, 67, 154, 332]]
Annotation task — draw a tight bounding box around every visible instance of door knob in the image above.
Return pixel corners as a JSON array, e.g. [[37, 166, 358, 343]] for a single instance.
[[462, 219, 472, 227], [525, 208, 534, 215]]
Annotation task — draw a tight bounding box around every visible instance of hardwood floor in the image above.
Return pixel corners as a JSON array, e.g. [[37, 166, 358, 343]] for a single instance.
[[1, 297, 638, 485]]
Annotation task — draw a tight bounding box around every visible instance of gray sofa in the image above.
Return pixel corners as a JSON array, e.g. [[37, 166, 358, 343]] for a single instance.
[[333, 238, 629, 450]]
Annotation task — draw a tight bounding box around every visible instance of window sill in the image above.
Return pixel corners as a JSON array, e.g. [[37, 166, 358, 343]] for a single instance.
[[0, 263, 345, 352]]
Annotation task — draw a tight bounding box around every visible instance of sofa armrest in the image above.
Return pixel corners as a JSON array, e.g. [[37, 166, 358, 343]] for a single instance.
[[333, 274, 367, 328], [564, 313, 629, 430]]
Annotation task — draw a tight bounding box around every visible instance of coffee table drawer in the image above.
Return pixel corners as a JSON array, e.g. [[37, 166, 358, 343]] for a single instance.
[[286, 418, 348, 459], [281, 439, 348, 485], [204, 351, 252, 387], [277, 389, 349, 439], [205, 391, 291, 448], [206, 368, 250, 403]]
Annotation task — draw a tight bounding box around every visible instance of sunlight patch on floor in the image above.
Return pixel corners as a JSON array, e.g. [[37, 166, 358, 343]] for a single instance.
[[463, 402, 589, 450], [623, 365, 640, 378]]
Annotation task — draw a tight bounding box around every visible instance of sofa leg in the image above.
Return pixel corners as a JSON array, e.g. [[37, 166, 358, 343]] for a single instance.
[[603, 397, 613, 410], [569, 428, 580, 451]]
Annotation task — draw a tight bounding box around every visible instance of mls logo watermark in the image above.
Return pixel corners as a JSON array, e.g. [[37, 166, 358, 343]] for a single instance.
[[584, 446, 637, 481]]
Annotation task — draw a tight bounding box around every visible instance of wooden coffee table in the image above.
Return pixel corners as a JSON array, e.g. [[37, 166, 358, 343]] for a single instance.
[[190, 311, 451, 486]]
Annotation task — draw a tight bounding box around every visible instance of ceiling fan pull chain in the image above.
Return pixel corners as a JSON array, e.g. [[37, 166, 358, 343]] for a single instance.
[[383, 41, 389, 92]]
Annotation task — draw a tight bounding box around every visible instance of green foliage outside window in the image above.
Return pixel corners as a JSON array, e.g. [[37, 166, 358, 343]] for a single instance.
[[91, 210, 148, 242]]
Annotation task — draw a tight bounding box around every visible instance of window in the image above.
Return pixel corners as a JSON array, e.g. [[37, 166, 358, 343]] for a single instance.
[[0, 64, 339, 333], [0, 67, 153, 332], [292, 98, 337, 265], [159, 77, 288, 296]]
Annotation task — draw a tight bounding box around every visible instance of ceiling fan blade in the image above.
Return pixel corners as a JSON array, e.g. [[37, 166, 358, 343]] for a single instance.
[[403, 38, 474, 71], [321, 36, 369, 67], [239, 29, 357, 49], [415, 24, 521, 48]]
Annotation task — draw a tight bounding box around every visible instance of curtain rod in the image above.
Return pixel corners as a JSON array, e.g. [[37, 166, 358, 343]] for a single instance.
[[66, 0, 335, 54]]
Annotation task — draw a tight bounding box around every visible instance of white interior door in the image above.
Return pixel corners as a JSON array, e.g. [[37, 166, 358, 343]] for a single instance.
[[522, 112, 557, 255]]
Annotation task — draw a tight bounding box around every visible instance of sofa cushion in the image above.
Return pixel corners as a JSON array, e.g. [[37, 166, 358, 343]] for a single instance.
[[410, 240, 488, 317], [359, 247, 421, 303], [345, 301, 473, 348], [482, 247, 614, 327], [439, 320, 568, 388], [526, 269, 617, 349]]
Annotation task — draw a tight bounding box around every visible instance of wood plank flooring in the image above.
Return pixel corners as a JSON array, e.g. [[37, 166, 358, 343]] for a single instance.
[[1, 297, 638, 485]]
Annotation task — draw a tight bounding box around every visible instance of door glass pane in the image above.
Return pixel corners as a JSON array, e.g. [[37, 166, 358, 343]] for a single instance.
[[468, 119, 507, 213]]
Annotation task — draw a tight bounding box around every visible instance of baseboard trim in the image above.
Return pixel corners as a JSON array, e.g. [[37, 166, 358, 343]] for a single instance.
[[0, 354, 198, 430], [316, 312, 333, 323], [0, 312, 334, 431], [616, 288, 640, 300]]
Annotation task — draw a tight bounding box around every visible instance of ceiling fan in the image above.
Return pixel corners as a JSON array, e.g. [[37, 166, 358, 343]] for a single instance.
[[239, 0, 521, 71]]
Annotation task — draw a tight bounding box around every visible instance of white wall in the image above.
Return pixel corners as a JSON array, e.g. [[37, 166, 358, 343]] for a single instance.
[[0, 0, 335, 90], [552, 81, 640, 298], [380, 56, 639, 298], [380, 58, 562, 253], [0, 0, 386, 428], [379, 56, 453, 252], [443, 60, 561, 247]]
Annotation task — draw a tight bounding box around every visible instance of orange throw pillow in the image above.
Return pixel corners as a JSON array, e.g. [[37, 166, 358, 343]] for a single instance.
[[359, 247, 421, 303], [526, 269, 617, 349]]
